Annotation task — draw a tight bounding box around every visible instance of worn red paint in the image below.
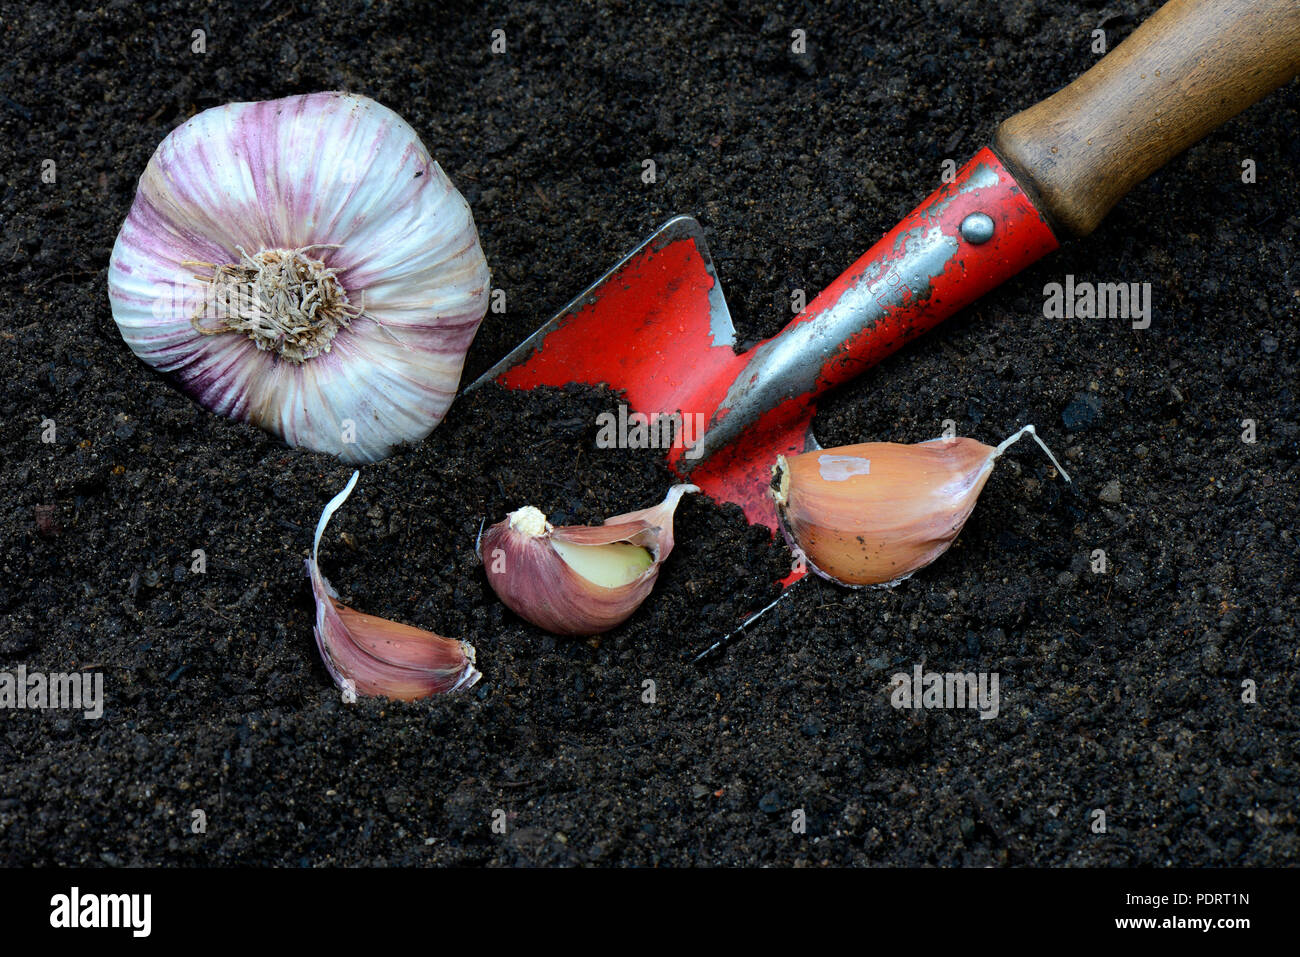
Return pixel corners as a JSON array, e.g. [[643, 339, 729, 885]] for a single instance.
[[777, 149, 1059, 397]]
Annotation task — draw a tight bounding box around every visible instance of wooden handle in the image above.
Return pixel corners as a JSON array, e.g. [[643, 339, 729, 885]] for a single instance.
[[994, 0, 1300, 237]]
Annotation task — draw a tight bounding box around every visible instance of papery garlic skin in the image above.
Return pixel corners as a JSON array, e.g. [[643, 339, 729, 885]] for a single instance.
[[774, 427, 1069, 587], [479, 485, 697, 636], [774, 439, 997, 587], [108, 92, 490, 463], [307, 471, 480, 700]]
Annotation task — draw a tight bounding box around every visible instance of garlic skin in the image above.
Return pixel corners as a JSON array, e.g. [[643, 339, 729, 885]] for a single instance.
[[479, 485, 698, 636], [108, 92, 490, 463], [307, 472, 480, 700], [773, 426, 1068, 587]]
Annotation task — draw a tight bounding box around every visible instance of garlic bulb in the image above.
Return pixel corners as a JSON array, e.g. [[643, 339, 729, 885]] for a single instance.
[[478, 485, 698, 636], [108, 92, 490, 462], [773, 426, 1069, 587], [307, 472, 480, 700]]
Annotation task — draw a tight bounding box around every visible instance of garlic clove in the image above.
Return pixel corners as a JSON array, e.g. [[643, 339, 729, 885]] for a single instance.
[[307, 472, 480, 700], [479, 484, 698, 636], [773, 426, 1068, 587], [108, 92, 490, 463]]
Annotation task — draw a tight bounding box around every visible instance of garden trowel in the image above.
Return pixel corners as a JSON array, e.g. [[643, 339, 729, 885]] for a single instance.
[[471, 0, 1299, 541]]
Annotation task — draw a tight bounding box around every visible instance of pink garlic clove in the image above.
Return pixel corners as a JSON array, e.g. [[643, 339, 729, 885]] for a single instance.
[[478, 484, 698, 636], [773, 425, 1069, 587], [307, 472, 480, 701]]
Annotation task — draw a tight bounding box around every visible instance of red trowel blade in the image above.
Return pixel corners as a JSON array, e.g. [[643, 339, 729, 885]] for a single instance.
[[469, 215, 810, 531]]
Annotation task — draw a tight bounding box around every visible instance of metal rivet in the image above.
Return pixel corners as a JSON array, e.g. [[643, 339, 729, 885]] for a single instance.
[[960, 212, 995, 244]]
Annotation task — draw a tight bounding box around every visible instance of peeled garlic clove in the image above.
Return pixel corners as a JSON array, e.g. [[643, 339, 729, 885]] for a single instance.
[[307, 472, 480, 700], [108, 92, 490, 463], [773, 426, 1069, 587], [478, 484, 698, 636]]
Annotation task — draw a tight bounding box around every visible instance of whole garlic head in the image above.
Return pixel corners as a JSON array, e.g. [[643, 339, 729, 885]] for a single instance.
[[107, 92, 490, 462]]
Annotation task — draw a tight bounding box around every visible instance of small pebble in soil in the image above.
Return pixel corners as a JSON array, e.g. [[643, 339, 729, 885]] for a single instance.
[[1098, 480, 1122, 504], [33, 504, 59, 536], [1062, 392, 1102, 431]]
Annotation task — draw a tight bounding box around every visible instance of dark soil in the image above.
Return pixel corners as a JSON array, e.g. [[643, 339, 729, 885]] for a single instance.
[[2, 0, 1297, 866]]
